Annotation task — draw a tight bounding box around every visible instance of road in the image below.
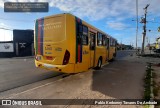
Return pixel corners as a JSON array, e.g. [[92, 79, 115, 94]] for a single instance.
[[0, 50, 134, 92], [0, 50, 146, 108], [0, 57, 61, 92], [116, 50, 135, 60]]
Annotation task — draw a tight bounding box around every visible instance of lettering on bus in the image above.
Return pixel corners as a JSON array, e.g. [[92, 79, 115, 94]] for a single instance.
[[83, 50, 89, 55], [45, 46, 52, 50], [39, 22, 62, 30], [55, 47, 62, 51], [45, 52, 52, 54]]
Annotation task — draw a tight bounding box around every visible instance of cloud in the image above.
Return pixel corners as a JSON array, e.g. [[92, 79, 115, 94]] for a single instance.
[[0, 0, 5, 8], [48, 0, 110, 20], [47, 0, 160, 21], [0, 0, 160, 22], [0, 22, 5, 26], [0, 22, 10, 28], [106, 21, 128, 30]]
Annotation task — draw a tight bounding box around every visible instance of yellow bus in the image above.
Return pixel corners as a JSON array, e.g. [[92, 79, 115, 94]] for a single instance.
[[155, 37, 160, 49], [34, 13, 117, 73], [155, 37, 160, 53]]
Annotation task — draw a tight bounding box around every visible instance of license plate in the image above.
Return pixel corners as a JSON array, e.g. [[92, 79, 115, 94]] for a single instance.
[[43, 64, 55, 68]]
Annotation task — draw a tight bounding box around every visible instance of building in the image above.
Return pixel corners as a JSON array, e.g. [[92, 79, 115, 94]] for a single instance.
[[156, 37, 160, 49], [0, 29, 34, 57], [117, 43, 133, 50], [155, 37, 160, 53]]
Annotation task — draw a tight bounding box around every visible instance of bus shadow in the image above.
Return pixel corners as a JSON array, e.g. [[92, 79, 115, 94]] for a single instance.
[[91, 60, 145, 99]]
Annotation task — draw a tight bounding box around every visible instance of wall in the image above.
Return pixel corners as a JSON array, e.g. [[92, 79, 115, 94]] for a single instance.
[[0, 30, 34, 58]]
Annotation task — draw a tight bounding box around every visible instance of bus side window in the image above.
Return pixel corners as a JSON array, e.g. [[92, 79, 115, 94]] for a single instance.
[[77, 24, 82, 44], [97, 32, 102, 46], [112, 40, 114, 46], [115, 40, 117, 46], [90, 33, 95, 50], [106, 38, 109, 49], [78, 24, 83, 33], [110, 38, 112, 46], [82, 25, 88, 45], [102, 35, 106, 46]]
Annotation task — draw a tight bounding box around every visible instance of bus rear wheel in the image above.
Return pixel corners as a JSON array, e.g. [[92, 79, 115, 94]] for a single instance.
[[96, 58, 102, 69]]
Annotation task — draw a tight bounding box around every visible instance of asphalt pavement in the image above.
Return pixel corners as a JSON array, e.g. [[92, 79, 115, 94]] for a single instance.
[[0, 57, 61, 92], [0, 50, 146, 108]]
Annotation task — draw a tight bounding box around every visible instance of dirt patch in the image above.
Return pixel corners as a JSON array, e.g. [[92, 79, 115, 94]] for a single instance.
[[139, 54, 160, 58]]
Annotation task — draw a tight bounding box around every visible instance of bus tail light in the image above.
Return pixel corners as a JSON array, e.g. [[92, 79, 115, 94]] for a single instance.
[[46, 56, 53, 60], [63, 50, 70, 65]]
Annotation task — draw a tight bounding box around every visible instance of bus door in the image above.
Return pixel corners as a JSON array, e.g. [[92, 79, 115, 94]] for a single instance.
[[89, 32, 96, 67], [106, 38, 110, 61]]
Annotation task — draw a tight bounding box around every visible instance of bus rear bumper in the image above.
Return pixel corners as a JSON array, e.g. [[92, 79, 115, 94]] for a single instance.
[[35, 61, 75, 73]]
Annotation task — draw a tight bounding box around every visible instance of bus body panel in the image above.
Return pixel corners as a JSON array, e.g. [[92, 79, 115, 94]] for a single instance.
[[35, 14, 75, 73], [65, 14, 76, 64], [74, 19, 90, 73], [89, 32, 96, 68], [81, 21, 106, 68], [35, 14, 66, 65], [109, 47, 113, 60], [109, 47, 116, 60], [35, 60, 75, 72]]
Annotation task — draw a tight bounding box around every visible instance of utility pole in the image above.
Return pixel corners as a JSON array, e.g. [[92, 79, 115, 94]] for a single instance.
[[136, 0, 138, 51], [141, 4, 149, 54], [121, 38, 122, 50]]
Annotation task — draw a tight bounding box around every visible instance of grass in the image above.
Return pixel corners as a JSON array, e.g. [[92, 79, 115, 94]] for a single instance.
[[143, 63, 160, 107], [143, 63, 152, 100]]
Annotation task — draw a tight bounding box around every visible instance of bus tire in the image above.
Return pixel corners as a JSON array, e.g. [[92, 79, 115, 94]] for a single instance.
[[96, 58, 102, 69]]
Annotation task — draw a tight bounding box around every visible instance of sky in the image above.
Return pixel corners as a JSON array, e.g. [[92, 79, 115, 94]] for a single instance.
[[0, 0, 160, 47]]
